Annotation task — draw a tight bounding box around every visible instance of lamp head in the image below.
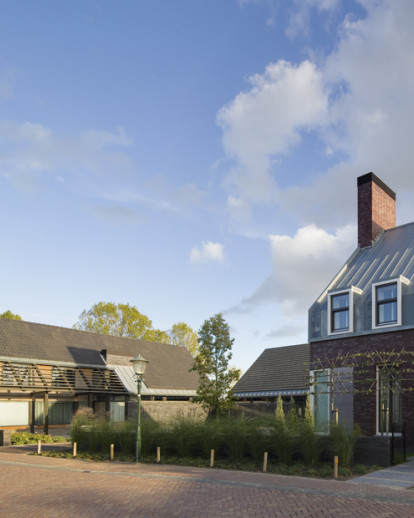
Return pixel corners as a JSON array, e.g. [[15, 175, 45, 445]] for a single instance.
[[130, 354, 149, 376]]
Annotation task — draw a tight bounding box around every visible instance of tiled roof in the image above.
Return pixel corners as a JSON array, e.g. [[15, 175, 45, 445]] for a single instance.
[[0, 318, 199, 391], [233, 344, 309, 395]]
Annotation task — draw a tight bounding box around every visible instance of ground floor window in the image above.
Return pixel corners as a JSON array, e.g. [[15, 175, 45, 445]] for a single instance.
[[378, 365, 402, 434], [35, 401, 73, 425], [313, 370, 330, 433]]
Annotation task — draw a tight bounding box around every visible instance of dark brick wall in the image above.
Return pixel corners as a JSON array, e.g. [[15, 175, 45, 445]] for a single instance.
[[357, 174, 396, 248], [353, 436, 392, 467], [311, 328, 414, 446]]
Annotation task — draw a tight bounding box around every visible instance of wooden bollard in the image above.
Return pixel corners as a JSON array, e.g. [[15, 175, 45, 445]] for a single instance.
[[263, 452, 268, 472], [156, 446, 161, 463], [110, 444, 114, 461], [210, 449, 215, 468], [334, 456, 338, 479], [37, 440, 41, 455], [73, 442, 77, 457]]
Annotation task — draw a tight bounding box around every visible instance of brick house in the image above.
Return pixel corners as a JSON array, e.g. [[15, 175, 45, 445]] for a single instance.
[[233, 344, 309, 414], [309, 172, 414, 445], [0, 318, 201, 435]]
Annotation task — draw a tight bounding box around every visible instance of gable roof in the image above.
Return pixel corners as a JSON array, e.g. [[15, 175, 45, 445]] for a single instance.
[[233, 344, 309, 398], [323, 222, 414, 295], [0, 318, 199, 393], [309, 221, 414, 341]]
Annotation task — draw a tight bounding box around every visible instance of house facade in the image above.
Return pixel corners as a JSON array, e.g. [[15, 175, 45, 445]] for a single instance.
[[309, 173, 414, 445], [0, 318, 202, 434]]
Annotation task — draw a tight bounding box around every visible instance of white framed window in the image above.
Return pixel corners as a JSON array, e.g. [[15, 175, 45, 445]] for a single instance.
[[328, 287, 361, 335], [372, 277, 409, 329], [310, 369, 331, 433]]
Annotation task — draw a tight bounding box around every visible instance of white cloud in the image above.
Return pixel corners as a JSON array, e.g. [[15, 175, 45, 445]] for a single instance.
[[219, 0, 414, 231], [0, 121, 135, 191], [217, 60, 328, 202], [190, 241, 225, 264], [82, 126, 133, 148], [227, 224, 355, 337]]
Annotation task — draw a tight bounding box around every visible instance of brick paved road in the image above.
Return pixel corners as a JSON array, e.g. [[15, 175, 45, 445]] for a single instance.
[[1, 452, 414, 517]]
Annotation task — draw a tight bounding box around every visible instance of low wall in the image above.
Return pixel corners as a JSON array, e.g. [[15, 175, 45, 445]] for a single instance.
[[0, 429, 11, 446], [353, 436, 392, 467], [128, 400, 206, 422]]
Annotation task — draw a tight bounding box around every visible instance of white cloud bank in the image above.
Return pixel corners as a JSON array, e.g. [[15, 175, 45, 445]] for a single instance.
[[190, 241, 225, 264], [222, 0, 414, 342], [217, 60, 328, 203], [220, 0, 414, 218]]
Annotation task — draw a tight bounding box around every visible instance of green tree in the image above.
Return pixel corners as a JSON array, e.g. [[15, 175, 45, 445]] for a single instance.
[[191, 313, 240, 417], [168, 322, 198, 356], [73, 302, 169, 342], [0, 310, 22, 320]]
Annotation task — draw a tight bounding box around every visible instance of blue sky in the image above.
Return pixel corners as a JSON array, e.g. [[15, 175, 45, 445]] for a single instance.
[[2, 0, 414, 372]]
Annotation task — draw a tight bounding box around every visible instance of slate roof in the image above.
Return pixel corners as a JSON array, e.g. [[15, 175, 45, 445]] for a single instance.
[[0, 318, 199, 392], [233, 344, 309, 397], [309, 221, 414, 341]]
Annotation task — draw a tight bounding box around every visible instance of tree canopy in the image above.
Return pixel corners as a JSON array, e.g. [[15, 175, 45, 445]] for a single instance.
[[168, 322, 198, 356], [0, 310, 22, 320], [73, 302, 170, 342], [191, 313, 240, 417]]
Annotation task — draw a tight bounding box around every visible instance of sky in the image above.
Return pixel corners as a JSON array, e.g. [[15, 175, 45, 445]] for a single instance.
[[2, 0, 414, 372]]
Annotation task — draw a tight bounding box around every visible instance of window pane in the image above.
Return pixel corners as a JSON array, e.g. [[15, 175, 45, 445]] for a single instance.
[[314, 371, 330, 433], [378, 301, 397, 324], [378, 366, 402, 434], [333, 309, 349, 330], [377, 283, 397, 301], [332, 293, 349, 309]]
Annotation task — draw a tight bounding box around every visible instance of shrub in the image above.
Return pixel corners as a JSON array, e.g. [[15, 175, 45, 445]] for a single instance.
[[221, 416, 253, 462], [297, 396, 320, 465], [274, 396, 295, 465], [329, 423, 355, 468], [193, 417, 223, 458], [11, 432, 66, 445], [168, 415, 201, 458]]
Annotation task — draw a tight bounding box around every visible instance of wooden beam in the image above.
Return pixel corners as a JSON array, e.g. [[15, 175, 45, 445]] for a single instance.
[[43, 392, 49, 435]]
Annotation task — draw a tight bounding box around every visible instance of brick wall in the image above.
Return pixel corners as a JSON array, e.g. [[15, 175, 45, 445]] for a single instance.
[[311, 328, 414, 446], [357, 173, 396, 248]]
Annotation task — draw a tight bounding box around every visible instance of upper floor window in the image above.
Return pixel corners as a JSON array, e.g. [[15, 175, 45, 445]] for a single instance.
[[376, 283, 397, 325], [328, 287, 361, 335], [331, 293, 349, 332], [372, 277, 409, 329]]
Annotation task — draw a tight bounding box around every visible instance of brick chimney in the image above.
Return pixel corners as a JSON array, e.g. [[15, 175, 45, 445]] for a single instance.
[[357, 172, 396, 248]]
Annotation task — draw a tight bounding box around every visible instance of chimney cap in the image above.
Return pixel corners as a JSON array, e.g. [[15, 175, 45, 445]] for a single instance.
[[357, 172, 396, 200]]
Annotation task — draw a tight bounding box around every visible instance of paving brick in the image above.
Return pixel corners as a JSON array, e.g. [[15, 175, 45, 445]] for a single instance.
[[1, 451, 414, 517]]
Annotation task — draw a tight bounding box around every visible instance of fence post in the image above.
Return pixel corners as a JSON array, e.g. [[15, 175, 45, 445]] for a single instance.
[[263, 452, 268, 472], [157, 446, 161, 463], [403, 422, 407, 463], [37, 440, 41, 455], [110, 444, 114, 461], [73, 442, 77, 457], [210, 449, 215, 468], [334, 456, 338, 479]]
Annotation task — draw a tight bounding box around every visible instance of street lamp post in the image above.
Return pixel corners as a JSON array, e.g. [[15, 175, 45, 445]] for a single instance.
[[130, 354, 149, 463]]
